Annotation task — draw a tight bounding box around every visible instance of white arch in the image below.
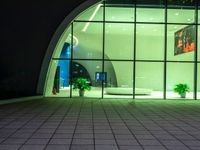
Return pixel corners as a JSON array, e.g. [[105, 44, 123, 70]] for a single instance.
[[37, 0, 101, 95]]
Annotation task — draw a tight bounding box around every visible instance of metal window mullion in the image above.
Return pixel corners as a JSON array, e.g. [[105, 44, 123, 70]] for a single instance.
[[133, 1, 137, 99], [70, 23, 74, 98], [194, 0, 198, 100], [164, 0, 168, 99], [102, 0, 106, 99]]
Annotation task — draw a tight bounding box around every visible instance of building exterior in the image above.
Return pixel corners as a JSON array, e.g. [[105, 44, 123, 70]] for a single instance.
[[1, 0, 200, 100], [38, 0, 200, 99]]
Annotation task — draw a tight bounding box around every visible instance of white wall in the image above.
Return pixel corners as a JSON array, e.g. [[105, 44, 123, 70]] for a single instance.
[[45, 23, 199, 96], [73, 24, 197, 91], [44, 5, 200, 96]]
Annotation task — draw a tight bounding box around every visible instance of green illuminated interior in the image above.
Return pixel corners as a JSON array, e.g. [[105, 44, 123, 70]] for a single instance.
[[45, 2, 200, 99]]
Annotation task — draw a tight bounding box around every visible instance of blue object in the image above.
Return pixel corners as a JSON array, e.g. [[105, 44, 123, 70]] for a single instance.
[[58, 43, 70, 87]]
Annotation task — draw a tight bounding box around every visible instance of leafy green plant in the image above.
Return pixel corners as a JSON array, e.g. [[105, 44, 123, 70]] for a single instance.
[[72, 78, 91, 96], [174, 83, 190, 98]]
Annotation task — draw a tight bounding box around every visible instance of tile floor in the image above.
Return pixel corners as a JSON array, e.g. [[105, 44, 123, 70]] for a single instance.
[[0, 98, 200, 150]]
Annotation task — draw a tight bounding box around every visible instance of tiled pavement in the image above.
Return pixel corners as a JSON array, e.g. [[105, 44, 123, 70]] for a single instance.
[[1, 98, 200, 150]]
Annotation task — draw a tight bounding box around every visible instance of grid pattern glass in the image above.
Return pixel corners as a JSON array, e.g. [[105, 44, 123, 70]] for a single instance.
[[51, 0, 199, 99]]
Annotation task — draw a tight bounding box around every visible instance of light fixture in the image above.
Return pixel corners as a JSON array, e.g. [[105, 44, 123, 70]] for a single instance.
[[149, 17, 154, 20], [82, 4, 103, 32], [175, 13, 179, 16]]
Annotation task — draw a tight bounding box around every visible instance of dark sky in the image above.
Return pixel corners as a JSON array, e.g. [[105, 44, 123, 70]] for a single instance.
[[0, 0, 85, 99]]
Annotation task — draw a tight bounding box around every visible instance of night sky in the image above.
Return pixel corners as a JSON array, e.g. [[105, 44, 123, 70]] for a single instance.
[[0, 0, 85, 99]]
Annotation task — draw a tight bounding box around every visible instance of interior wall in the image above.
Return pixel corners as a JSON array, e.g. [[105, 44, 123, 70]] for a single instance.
[[45, 5, 200, 96], [167, 33, 194, 92], [71, 24, 197, 92], [75, 60, 117, 87]]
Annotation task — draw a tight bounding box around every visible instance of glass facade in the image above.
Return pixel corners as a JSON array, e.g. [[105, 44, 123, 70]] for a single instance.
[[47, 0, 200, 99], [105, 23, 134, 60]]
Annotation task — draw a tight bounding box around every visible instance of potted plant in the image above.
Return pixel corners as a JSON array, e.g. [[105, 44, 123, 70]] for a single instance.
[[72, 78, 91, 97], [174, 83, 190, 98]]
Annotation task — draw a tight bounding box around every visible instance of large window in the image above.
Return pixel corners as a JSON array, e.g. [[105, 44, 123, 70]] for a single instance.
[[136, 8, 165, 23], [135, 62, 164, 99], [71, 60, 102, 98], [105, 23, 134, 60], [166, 63, 194, 99], [47, 0, 200, 99], [136, 24, 165, 60], [105, 7, 135, 22], [73, 22, 103, 59], [104, 61, 133, 99]]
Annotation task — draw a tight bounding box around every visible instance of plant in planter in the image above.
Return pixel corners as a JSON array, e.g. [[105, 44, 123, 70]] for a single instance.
[[72, 78, 91, 97], [174, 83, 190, 98]]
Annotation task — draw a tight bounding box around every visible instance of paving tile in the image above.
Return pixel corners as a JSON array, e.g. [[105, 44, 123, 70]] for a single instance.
[[95, 134, 114, 139], [153, 134, 176, 140], [19, 144, 46, 150], [3, 138, 27, 144], [15, 129, 36, 134], [73, 133, 93, 139], [135, 134, 156, 140], [75, 129, 93, 134], [95, 145, 119, 150], [175, 135, 195, 140], [113, 129, 132, 134], [31, 133, 53, 139], [116, 139, 140, 146], [94, 126, 111, 130], [53, 133, 73, 139], [165, 145, 191, 150], [26, 138, 49, 144], [161, 140, 185, 146], [115, 134, 135, 140], [49, 139, 71, 144], [143, 146, 167, 150], [0, 144, 20, 150], [76, 125, 93, 130], [56, 129, 75, 134], [181, 140, 200, 146], [70, 145, 94, 150], [0, 138, 6, 143], [45, 144, 70, 150], [72, 139, 94, 145], [36, 129, 56, 134], [94, 130, 112, 134], [132, 130, 151, 135], [190, 147, 200, 150], [138, 140, 162, 146], [11, 133, 32, 138], [119, 146, 143, 150], [1, 98, 200, 149], [95, 139, 116, 145]]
